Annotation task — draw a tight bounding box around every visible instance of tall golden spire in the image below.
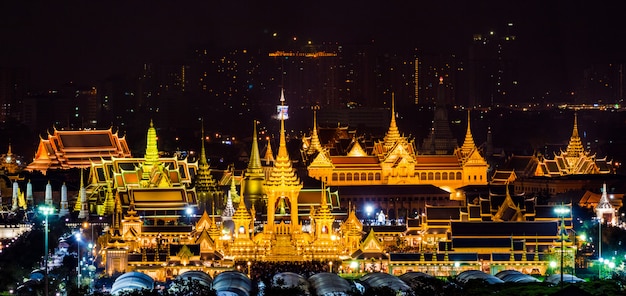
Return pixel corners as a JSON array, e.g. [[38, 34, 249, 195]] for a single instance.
[[460, 109, 477, 156], [383, 93, 401, 150], [196, 119, 219, 212], [143, 119, 159, 177], [565, 112, 584, 158], [312, 182, 334, 240], [247, 120, 263, 173], [263, 137, 275, 165], [277, 89, 289, 160], [308, 106, 323, 154], [263, 89, 303, 227], [243, 120, 265, 205], [199, 119, 209, 169]]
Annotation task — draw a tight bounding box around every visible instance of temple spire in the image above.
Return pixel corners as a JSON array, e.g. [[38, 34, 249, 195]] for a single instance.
[[45, 180, 53, 206], [195, 119, 218, 213], [243, 120, 265, 206], [143, 119, 159, 177], [247, 120, 263, 173], [565, 112, 584, 158], [263, 137, 275, 165], [11, 181, 19, 211], [383, 93, 401, 149], [199, 119, 208, 168], [59, 182, 70, 217], [595, 183, 616, 224], [278, 90, 288, 160], [78, 168, 89, 219], [460, 109, 477, 156], [308, 106, 323, 154], [263, 89, 303, 228]]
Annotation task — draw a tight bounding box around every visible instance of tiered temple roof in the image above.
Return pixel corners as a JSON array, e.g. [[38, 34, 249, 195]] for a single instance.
[[26, 127, 131, 174], [535, 113, 613, 176]]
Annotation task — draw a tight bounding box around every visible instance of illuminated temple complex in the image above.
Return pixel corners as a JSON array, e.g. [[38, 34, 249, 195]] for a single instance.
[[492, 113, 614, 185], [16, 93, 577, 281], [307, 99, 489, 192]]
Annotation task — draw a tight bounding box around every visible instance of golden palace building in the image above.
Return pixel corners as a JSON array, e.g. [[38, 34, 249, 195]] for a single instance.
[[307, 98, 488, 191]]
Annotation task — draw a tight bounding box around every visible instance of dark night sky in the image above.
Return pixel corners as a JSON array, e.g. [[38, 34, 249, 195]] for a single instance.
[[2, 1, 626, 91]]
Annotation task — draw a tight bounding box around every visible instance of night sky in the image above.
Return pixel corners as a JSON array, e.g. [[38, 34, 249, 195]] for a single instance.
[[2, 1, 626, 91]]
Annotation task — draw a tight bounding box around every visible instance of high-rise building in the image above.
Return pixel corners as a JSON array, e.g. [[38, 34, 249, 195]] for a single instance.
[[468, 23, 519, 107], [0, 67, 28, 123]]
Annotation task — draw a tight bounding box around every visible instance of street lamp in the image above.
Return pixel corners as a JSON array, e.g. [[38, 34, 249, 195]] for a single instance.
[[38, 205, 55, 296], [329, 261, 333, 273], [594, 217, 603, 278], [75, 232, 82, 288], [186, 206, 194, 225], [247, 261, 251, 278], [365, 205, 373, 225], [554, 206, 570, 288]]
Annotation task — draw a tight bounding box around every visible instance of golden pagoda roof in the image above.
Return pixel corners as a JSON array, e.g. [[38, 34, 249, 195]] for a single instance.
[[246, 120, 265, 177], [307, 108, 324, 155], [459, 109, 478, 157], [313, 183, 333, 221], [565, 112, 584, 158], [340, 204, 363, 235], [383, 94, 401, 150], [232, 196, 251, 222], [143, 119, 160, 170]]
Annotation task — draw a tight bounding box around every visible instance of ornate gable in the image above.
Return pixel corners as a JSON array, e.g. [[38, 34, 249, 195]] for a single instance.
[[360, 229, 384, 253], [382, 140, 416, 166]]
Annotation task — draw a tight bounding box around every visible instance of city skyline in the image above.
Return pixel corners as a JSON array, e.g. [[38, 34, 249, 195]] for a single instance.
[[1, 1, 625, 95]]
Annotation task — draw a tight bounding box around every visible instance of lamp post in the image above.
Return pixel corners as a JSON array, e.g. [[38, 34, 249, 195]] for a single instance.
[[598, 217, 602, 264], [555, 206, 570, 288], [87, 243, 94, 292], [38, 205, 54, 296], [247, 261, 251, 278], [75, 232, 82, 288], [595, 217, 603, 278], [329, 261, 333, 273], [186, 206, 193, 225]]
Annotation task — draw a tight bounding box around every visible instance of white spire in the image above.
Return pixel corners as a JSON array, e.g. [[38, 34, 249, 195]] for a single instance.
[[78, 169, 89, 219], [595, 183, 616, 225], [59, 182, 69, 217], [26, 180, 33, 205], [11, 182, 18, 211], [45, 181, 53, 206]]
